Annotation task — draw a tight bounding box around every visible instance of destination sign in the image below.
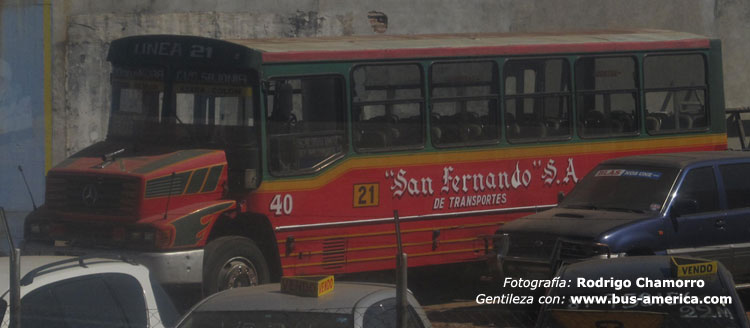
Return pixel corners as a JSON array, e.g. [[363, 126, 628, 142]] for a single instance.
[[108, 35, 254, 69], [175, 70, 250, 86]]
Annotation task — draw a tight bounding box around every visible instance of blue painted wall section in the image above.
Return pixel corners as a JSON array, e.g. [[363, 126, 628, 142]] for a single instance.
[[0, 1, 46, 213]]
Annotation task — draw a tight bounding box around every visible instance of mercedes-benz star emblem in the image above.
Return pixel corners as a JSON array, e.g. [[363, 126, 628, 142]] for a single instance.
[[81, 184, 98, 206]]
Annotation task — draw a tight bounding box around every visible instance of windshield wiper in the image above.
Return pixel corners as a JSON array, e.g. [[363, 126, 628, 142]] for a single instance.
[[600, 207, 645, 214], [563, 203, 598, 210]]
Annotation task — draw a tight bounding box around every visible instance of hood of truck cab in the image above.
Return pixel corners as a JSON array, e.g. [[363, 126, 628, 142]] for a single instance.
[[51, 141, 226, 178], [501, 207, 655, 240]]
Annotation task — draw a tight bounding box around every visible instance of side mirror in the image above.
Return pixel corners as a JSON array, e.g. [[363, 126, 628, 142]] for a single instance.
[[671, 198, 699, 218], [243, 169, 259, 190], [557, 191, 565, 203]]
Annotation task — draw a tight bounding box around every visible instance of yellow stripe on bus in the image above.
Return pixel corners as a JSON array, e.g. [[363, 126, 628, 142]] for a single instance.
[[259, 134, 725, 193]]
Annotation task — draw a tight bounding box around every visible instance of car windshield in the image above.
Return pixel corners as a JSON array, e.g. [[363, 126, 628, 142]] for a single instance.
[[559, 165, 680, 213], [178, 310, 353, 328]]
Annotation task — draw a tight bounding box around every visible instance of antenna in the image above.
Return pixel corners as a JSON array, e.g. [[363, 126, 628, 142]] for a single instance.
[[17, 165, 37, 210], [163, 172, 176, 220]]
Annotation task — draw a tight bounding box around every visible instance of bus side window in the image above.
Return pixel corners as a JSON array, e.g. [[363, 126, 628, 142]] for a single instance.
[[430, 61, 498, 147], [644, 54, 708, 134], [575, 56, 639, 138], [266, 76, 346, 175], [351, 64, 425, 151], [503, 58, 571, 143]]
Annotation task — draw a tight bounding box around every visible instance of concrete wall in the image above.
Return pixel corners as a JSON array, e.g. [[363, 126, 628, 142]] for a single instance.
[[52, 0, 750, 164]]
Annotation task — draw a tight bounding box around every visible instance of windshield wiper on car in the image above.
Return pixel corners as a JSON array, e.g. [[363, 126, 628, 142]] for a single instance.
[[562, 203, 599, 210], [599, 207, 645, 214]]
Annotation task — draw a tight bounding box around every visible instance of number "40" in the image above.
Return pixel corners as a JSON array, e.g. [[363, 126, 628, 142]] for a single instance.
[[270, 194, 293, 216]]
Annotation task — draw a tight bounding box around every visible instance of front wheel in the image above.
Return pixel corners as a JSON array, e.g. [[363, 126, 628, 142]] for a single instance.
[[203, 236, 270, 296]]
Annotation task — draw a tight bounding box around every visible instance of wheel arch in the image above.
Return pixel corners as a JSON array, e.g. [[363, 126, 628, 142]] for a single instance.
[[207, 213, 281, 282]]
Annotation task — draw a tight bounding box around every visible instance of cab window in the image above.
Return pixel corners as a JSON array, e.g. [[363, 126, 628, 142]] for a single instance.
[[675, 166, 719, 215], [266, 76, 346, 176]]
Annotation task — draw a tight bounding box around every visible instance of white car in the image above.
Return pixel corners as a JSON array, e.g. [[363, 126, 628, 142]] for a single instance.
[[175, 279, 432, 328], [0, 255, 178, 327]]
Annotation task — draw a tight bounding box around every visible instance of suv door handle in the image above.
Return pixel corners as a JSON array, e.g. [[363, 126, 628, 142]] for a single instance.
[[715, 219, 726, 229]]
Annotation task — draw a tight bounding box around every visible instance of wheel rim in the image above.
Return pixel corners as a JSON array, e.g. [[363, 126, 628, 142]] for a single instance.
[[219, 256, 259, 289]]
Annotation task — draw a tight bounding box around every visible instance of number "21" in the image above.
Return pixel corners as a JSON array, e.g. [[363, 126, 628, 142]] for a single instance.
[[353, 183, 379, 207]]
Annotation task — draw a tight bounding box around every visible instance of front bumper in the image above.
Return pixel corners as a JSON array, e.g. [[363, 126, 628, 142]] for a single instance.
[[488, 233, 615, 280], [22, 241, 204, 285]]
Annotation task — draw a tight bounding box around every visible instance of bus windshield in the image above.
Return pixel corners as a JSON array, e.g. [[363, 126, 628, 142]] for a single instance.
[[108, 66, 257, 146], [560, 165, 680, 213]]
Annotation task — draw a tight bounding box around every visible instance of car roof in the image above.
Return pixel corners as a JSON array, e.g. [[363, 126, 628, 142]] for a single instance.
[[0, 256, 148, 294], [601, 151, 750, 169], [193, 282, 400, 313]]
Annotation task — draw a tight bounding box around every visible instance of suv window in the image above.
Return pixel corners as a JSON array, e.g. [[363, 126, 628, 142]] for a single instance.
[[21, 273, 148, 328], [720, 163, 750, 209], [675, 166, 719, 215]]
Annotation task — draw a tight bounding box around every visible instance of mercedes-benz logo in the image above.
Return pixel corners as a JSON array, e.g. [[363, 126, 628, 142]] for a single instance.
[[81, 184, 98, 206]]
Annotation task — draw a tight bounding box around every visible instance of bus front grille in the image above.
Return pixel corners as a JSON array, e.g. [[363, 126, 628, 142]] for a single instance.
[[46, 174, 139, 216]]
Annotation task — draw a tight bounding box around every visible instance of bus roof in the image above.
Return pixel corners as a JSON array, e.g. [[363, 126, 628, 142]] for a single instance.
[[228, 29, 711, 63]]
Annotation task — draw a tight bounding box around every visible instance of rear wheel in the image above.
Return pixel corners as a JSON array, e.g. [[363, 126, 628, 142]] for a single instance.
[[203, 236, 270, 296]]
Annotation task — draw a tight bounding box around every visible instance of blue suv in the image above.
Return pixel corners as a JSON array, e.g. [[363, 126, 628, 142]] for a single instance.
[[494, 151, 750, 282]]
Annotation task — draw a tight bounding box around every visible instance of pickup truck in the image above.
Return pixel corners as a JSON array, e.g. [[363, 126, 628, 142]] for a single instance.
[[493, 151, 750, 283]]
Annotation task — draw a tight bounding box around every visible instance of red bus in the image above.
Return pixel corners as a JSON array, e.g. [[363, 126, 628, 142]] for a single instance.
[[24, 29, 726, 293]]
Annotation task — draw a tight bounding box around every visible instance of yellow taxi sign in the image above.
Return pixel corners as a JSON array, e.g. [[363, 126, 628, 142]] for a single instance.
[[281, 275, 335, 297], [670, 257, 718, 278], [550, 309, 666, 328]]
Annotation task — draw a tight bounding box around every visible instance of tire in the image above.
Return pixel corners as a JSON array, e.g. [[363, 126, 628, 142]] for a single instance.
[[203, 236, 270, 296]]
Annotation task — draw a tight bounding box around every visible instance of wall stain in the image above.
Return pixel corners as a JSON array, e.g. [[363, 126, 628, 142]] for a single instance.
[[287, 10, 325, 37], [337, 13, 354, 36]]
